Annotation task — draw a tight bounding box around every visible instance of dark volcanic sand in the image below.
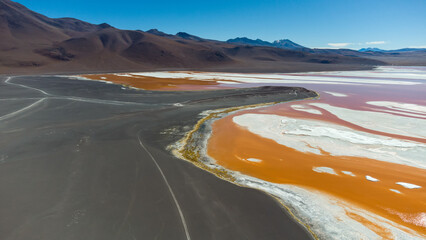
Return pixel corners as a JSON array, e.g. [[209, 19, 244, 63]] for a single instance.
[[0, 75, 316, 240]]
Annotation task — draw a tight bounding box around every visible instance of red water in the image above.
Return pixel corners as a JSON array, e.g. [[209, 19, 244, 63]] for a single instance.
[[206, 70, 426, 237]]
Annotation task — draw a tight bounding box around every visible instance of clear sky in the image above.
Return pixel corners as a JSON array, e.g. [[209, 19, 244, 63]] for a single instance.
[[16, 0, 426, 50]]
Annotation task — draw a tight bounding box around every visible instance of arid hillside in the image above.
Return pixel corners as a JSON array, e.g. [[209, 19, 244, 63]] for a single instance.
[[1, 0, 424, 75]]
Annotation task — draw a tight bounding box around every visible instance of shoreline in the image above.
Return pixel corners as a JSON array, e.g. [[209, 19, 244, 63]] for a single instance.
[[170, 92, 425, 239], [170, 97, 320, 240], [1, 75, 317, 239]]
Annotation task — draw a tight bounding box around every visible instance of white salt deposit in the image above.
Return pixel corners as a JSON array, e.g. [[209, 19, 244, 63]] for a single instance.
[[392, 211, 426, 228], [309, 103, 426, 139], [377, 109, 426, 119], [128, 69, 423, 86], [324, 91, 348, 97], [114, 73, 133, 77], [246, 158, 262, 163], [366, 101, 426, 116], [396, 182, 422, 189], [217, 80, 240, 84], [313, 167, 338, 175], [390, 189, 402, 194], [232, 113, 426, 169], [234, 174, 423, 240], [366, 175, 379, 182], [316, 66, 426, 81], [290, 104, 322, 115], [341, 171, 356, 177]]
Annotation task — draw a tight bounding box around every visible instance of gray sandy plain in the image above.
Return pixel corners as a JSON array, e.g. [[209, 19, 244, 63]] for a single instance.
[[0, 75, 317, 240]]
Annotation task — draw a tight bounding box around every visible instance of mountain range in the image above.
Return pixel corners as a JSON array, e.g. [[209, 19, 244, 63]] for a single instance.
[[359, 47, 426, 53], [226, 37, 307, 50], [0, 0, 425, 74]]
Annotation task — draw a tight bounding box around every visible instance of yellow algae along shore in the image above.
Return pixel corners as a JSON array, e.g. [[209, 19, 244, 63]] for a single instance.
[[81, 67, 426, 239]]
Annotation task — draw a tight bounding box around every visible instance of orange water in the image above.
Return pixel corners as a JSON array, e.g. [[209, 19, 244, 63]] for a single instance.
[[206, 75, 426, 236], [207, 109, 426, 236], [83, 71, 426, 236], [81, 73, 238, 91]]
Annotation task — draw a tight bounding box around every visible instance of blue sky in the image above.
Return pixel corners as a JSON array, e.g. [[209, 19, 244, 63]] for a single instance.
[[17, 0, 426, 49]]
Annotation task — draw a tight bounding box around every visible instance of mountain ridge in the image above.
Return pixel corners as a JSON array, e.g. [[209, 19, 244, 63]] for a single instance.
[[1, 0, 424, 74], [226, 37, 307, 50]]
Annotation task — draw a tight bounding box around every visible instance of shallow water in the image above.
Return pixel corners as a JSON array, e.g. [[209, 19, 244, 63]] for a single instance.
[[83, 67, 426, 238], [206, 67, 426, 238]]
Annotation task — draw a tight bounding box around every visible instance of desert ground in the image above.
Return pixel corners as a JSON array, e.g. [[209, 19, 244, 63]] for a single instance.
[[0, 75, 316, 240]]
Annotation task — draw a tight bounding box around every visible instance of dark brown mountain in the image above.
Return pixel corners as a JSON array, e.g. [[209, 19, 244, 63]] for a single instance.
[[0, 0, 113, 69], [3, 0, 422, 75]]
